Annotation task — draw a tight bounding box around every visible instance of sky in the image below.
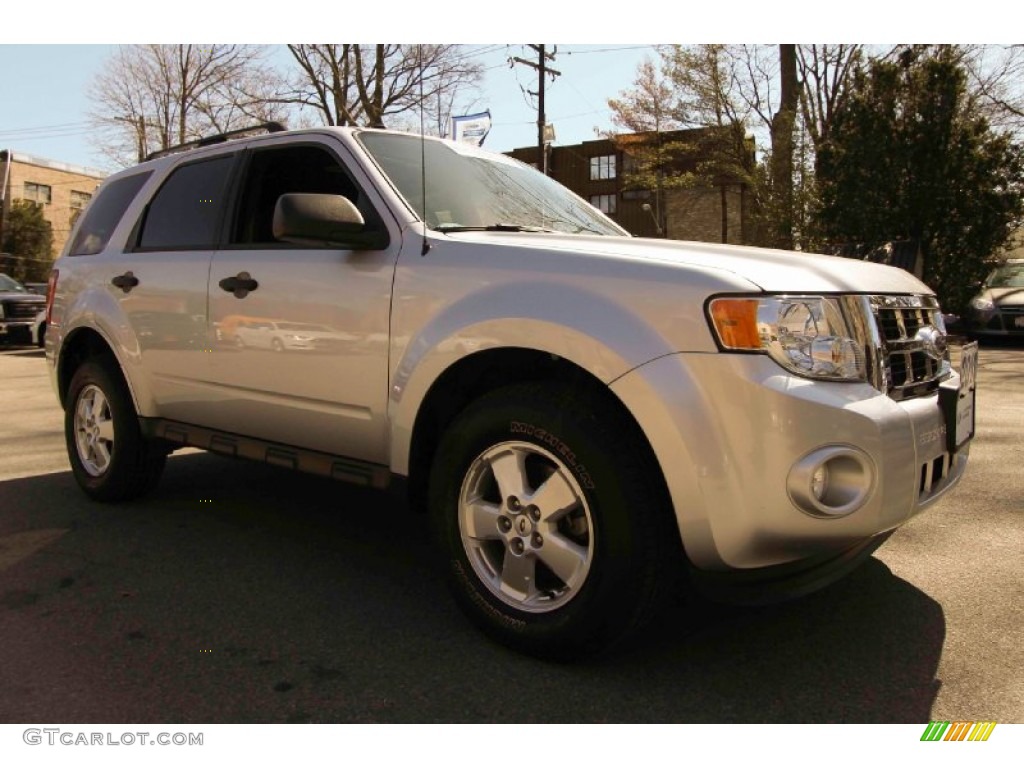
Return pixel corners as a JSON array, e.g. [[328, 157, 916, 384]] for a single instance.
[[0, 44, 656, 173], [0, 1, 1003, 173]]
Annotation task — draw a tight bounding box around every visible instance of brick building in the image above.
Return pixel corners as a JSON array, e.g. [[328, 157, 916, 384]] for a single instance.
[[507, 129, 752, 244], [0, 151, 108, 262]]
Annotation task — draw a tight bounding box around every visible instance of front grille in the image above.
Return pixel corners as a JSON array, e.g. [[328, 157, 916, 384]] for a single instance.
[[868, 295, 951, 401], [996, 305, 1024, 332], [1, 299, 44, 321]]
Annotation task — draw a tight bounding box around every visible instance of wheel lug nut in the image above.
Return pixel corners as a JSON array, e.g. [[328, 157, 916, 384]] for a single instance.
[[527, 505, 540, 521], [507, 496, 521, 512], [498, 516, 512, 533], [510, 538, 525, 555], [532, 533, 543, 548]]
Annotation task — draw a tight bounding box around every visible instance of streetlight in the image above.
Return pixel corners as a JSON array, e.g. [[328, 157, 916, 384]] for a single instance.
[[641, 203, 663, 236]]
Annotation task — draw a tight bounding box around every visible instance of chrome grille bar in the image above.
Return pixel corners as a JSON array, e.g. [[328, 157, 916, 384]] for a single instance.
[[866, 295, 952, 401]]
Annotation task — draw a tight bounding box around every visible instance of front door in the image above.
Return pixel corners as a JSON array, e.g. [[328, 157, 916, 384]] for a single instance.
[[204, 138, 399, 464]]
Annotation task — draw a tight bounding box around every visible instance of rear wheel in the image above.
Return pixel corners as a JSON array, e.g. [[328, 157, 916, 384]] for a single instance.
[[65, 357, 167, 502], [430, 382, 675, 660]]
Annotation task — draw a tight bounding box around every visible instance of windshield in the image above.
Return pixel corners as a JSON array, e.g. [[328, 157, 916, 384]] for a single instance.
[[986, 263, 1024, 288], [0, 274, 27, 292], [357, 132, 626, 237]]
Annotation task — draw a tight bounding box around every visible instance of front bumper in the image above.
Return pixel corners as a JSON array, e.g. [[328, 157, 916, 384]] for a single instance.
[[610, 352, 968, 573], [0, 320, 34, 342], [965, 308, 1024, 336]]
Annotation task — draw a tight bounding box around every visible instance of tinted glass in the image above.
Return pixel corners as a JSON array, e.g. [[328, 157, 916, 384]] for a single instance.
[[139, 155, 234, 249], [232, 144, 376, 246], [68, 172, 152, 256]]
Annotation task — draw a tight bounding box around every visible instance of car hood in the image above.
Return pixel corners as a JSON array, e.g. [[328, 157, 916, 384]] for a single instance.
[[980, 286, 1024, 305], [440, 232, 934, 295], [0, 291, 45, 302]]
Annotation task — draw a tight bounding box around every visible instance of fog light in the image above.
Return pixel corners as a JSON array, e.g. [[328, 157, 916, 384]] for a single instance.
[[788, 446, 875, 518]]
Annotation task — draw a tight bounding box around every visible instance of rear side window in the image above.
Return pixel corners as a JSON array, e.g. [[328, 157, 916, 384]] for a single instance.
[[68, 171, 152, 256], [138, 155, 235, 250]]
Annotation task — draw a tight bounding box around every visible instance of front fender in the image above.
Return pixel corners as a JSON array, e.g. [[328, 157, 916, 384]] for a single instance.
[[387, 280, 677, 476]]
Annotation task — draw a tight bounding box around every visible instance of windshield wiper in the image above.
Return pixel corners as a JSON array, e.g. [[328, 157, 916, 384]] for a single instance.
[[434, 223, 553, 233]]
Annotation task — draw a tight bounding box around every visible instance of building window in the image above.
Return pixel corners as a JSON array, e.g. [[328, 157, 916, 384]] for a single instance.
[[70, 190, 92, 210], [590, 194, 617, 215], [622, 189, 652, 201], [589, 155, 616, 181], [24, 182, 52, 205]]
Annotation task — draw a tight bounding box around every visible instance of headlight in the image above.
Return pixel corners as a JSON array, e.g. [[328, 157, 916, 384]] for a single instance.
[[708, 295, 867, 382], [970, 296, 994, 312]]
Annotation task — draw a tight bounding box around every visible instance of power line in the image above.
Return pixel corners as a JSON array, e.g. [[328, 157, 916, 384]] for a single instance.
[[559, 45, 657, 56], [0, 121, 93, 135]]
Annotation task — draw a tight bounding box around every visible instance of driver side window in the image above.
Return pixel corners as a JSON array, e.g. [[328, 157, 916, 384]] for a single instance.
[[231, 144, 380, 246]]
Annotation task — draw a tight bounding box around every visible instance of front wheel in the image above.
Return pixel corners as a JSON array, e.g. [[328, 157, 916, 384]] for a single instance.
[[65, 357, 167, 502], [430, 382, 675, 660]]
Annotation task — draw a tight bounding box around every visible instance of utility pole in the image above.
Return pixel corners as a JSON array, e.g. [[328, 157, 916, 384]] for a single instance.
[[114, 115, 150, 163], [510, 45, 560, 174]]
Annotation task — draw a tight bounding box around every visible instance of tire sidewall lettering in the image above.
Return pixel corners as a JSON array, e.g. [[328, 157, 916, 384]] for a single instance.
[[509, 420, 596, 490]]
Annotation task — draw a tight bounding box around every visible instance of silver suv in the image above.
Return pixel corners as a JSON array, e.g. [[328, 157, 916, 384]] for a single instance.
[[45, 124, 977, 658]]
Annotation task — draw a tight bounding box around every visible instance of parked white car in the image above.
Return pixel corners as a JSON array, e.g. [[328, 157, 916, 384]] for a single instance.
[[43, 124, 976, 658], [234, 319, 351, 352]]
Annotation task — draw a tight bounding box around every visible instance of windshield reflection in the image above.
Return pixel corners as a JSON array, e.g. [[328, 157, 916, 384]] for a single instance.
[[357, 132, 625, 237]]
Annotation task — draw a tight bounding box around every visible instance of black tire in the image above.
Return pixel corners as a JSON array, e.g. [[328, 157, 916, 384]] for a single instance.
[[429, 381, 675, 660], [65, 356, 167, 502], [36, 322, 46, 348]]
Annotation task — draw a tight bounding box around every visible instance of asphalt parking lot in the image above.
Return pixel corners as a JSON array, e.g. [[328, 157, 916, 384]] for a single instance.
[[0, 341, 1021, 723]]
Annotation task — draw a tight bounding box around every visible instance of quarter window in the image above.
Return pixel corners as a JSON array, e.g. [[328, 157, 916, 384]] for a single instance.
[[24, 182, 52, 204], [589, 155, 616, 181], [69, 172, 152, 256], [138, 155, 235, 250]]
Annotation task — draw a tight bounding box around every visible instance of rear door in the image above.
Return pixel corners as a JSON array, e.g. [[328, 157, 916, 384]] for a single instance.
[[111, 153, 237, 421], [204, 137, 401, 464]]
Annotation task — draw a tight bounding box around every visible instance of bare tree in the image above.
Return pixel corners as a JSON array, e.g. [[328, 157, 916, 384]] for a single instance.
[[90, 45, 285, 167], [797, 44, 862, 154], [962, 45, 1024, 132], [283, 45, 362, 126], [283, 44, 482, 134]]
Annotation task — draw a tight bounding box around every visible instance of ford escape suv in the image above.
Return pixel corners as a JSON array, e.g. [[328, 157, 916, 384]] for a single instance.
[[44, 124, 977, 658]]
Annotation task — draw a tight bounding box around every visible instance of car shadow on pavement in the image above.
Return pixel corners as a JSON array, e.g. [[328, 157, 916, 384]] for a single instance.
[[0, 346, 45, 358], [0, 451, 943, 724]]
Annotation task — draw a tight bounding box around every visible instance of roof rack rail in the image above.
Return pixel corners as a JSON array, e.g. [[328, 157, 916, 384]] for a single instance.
[[145, 121, 287, 162]]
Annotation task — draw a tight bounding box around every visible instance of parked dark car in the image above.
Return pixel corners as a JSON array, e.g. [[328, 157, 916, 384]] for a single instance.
[[0, 273, 46, 345]]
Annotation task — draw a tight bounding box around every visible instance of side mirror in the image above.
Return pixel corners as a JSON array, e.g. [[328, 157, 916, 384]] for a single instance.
[[272, 193, 388, 250]]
